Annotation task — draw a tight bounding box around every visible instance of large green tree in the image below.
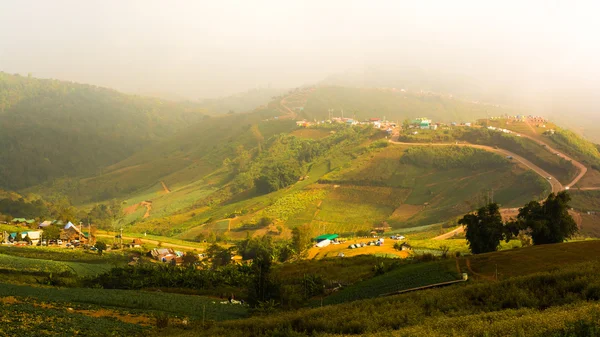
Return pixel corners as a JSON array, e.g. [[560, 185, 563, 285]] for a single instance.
[[292, 224, 313, 258], [460, 203, 505, 254], [514, 191, 578, 245]]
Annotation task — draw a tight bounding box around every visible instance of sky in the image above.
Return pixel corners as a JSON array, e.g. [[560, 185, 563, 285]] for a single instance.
[[1, 0, 599, 101]]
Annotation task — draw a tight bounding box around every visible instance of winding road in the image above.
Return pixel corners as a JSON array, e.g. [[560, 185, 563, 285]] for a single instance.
[[389, 140, 563, 193], [391, 130, 592, 240]]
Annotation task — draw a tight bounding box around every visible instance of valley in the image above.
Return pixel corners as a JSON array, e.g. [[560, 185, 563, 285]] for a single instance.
[[2, 76, 600, 336]]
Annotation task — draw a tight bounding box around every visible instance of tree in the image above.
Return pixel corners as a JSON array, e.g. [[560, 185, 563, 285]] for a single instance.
[[42, 225, 61, 241], [95, 241, 107, 255], [402, 119, 411, 130], [206, 244, 233, 269], [254, 161, 302, 194], [514, 192, 578, 245], [459, 203, 505, 254], [292, 224, 312, 258], [182, 251, 199, 267]]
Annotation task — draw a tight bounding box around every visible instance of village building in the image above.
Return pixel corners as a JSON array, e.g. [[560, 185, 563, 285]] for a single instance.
[[412, 117, 432, 129], [60, 222, 88, 243]]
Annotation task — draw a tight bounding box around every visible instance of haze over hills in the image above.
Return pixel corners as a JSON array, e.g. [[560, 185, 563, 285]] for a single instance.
[[3, 2, 600, 336], [2, 73, 600, 241]]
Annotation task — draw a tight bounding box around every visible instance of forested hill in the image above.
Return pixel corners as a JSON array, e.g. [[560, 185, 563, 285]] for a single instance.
[[0, 72, 207, 190]]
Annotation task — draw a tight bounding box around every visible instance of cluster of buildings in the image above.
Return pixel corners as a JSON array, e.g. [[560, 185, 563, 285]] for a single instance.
[[407, 117, 473, 131], [2, 219, 92, 246], [150, 247, 186, 264], [296, 116, 397, 135]]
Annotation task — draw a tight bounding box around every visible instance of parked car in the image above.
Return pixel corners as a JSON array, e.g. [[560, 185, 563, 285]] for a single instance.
[[57, 239, 63, 245]]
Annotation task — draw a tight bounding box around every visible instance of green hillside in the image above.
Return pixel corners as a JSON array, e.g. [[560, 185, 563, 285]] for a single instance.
[[115, 129, 548, 238], [0, 72, 206, 190]]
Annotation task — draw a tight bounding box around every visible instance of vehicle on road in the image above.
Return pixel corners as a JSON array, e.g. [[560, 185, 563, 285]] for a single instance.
[[547, 176, 552, 180]]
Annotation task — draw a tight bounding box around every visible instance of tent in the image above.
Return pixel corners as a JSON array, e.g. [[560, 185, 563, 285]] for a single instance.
[[314, 234, 339, 242]]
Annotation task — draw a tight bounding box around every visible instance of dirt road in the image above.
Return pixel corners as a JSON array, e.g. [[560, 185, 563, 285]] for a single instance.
[[389, 140, 562, 193], [160, 181, 171, 193], [518, 123, 588, 188], [432, 226, 465, 240], [95, 233, 203, 251]]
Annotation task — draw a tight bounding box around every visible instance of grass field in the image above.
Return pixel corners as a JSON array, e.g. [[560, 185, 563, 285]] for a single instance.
[[459, 240, 600, 280]]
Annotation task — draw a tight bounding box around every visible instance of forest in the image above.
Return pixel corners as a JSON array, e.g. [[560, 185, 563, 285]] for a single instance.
[[0, 72, 206, 190]]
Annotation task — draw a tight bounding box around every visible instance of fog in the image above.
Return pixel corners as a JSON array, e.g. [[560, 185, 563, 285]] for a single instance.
[[1, 0, 599, 111]]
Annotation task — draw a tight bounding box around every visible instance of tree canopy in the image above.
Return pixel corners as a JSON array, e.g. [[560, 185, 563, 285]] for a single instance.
[[512, 192, 578, 245], [460, 203, 506, 254]]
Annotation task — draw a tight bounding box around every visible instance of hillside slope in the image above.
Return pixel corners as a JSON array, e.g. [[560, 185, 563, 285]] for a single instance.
[[0, 72, 206, 190]]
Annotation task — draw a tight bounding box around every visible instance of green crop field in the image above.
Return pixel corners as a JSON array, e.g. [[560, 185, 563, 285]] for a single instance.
[[0, 283, 248, 321], [321, 260, 460, 305], [0, 301, 148, 337], [0, 254, 114, 277]]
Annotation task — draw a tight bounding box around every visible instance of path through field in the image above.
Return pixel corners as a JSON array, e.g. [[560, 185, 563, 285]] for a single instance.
[[432, 226, 465, 240], [95, 233, 202, 251], [160, 181, 171, 193]]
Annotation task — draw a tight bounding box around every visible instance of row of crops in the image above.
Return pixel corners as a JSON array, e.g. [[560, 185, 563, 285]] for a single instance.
[[0, 301, 147, 337], [0, 283, 248, 321], [321, 260, 460, 305], [0, 253, 113, 277]]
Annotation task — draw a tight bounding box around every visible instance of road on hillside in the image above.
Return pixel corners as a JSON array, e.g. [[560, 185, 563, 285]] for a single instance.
[[389, 140, 563, 193], [95, 233, 203, 251], [432, 226, 465, 240], [519, 121, 588, 188]]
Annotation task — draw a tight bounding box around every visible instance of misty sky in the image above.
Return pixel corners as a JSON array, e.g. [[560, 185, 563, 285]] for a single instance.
[[1, 0, 599, 100]]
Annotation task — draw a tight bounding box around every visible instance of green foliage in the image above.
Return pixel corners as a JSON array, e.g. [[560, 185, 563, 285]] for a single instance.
[[42, 225, 61, 240], [460, 203, 506, 254], [551, 128, 600, 167], [0, 198, 48, 218], [95, 242, 107, 255], [0, 281, 247, 321], [321, 260, 458, 305], [84, 263, 252, 292], [255, 161, 303, 194], [166, 260, 600, 336], [512, 192, 578, 245], [206, 244, 235, 268], [257, 189, 327, 222], [400, 146, 507, 170], [0, 253, 112, 277], [0, 72, 206, 190], [291, 224, 312, 258]]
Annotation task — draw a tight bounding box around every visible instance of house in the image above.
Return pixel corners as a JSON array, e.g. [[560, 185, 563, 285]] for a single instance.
[[38, 220, 53, 228], [12, 218, 33, 226], [22, 231, 42, 245], [60, 222, 87, 242], [412, 117, 431, 129]]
